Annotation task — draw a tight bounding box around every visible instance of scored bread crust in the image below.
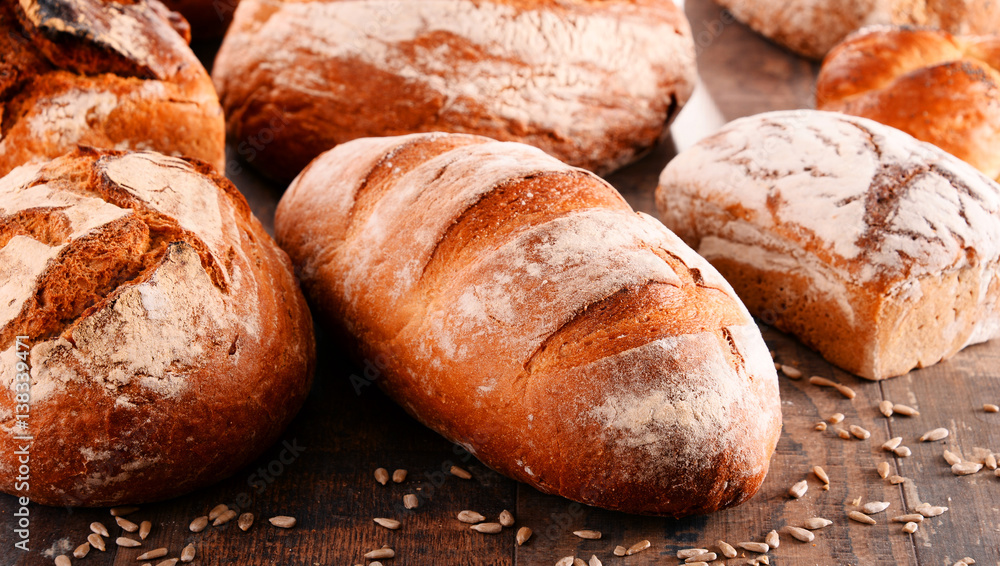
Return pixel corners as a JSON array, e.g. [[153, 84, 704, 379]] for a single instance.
[[0, 149, 315, 506], [275, 133, 781, 517], [0, 0, 226, 177], [714, 0, 1000, 60], [213, 0, 696, 182], [656, 110, 1000, 380], [817, 26, 1000, 182]]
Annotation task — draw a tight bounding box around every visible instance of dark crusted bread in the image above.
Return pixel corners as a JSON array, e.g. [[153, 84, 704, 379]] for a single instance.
[[0, 148, 315, 506]]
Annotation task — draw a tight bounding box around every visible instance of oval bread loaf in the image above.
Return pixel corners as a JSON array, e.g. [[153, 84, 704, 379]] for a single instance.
[[0, 149, 315, 506], [656, 110, 1000, 380], [0, 0, 225, 176], [275, 132, 781, 517], [213, 0, 696, 182]]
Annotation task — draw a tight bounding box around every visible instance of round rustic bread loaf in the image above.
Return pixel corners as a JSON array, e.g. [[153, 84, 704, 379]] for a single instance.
[[656, 110, 1000, 380], [213, 0, 697, 182], [0, 0, 225, 177], [0, 149, 315, 506], [817, 26, 1000, 181], [714, 0, 1000, 59], [275, 132, 781, 517]]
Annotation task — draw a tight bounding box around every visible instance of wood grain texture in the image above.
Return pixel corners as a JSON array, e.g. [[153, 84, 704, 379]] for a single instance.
[[2, 0, 999, 564]]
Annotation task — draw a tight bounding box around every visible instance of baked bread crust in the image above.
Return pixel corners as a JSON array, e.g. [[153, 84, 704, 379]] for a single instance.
[[213, 0, 697, 182], [817, 26, 1000, 181], [656, 110, 1000, 380], [714, 0, 1000, 59], [275, 132, 781, 517], [0, 0, 225, 177], [0, 149, 315, 506]]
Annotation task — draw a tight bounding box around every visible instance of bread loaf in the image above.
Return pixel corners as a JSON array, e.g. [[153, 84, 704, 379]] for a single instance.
[[714, 0, 1000, 59], [213, 0, 696, 182], [0, 0, 225, 177], [817, 26, 1000, 181], [0, 148, 315, 506], [656, 110, 1000, 380], [275, 132, 781, 517]]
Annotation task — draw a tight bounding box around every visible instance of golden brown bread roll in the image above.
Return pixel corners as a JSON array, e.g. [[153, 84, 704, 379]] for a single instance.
[[0, 0, 226, 177], [275, 132, 781, 517], [656, 110, 1000, 380], [817, 26, 1000, 181], [0, 149, 315, 506], [213, 0, 697, 182], [714, 0, 1000, 59]]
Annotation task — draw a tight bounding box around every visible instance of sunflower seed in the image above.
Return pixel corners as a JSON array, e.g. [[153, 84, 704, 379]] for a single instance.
[[874, 462, 889, 479], [269, 516, 297, 528], [374, 468, 389, 485], [73, 542, 90, 559], [238, 513, 254, 531], [388, 468, 406, 483], [589, 555, 602, 566], [374, 518, 401, 530], [110, 507, 139, 517], [116, 537, 141, 547], [499, 510, 514, 527], [813, 466, 830, 484], [208, 504, 229, 521], [573, 530, 601, 540], [403, 494, 419, 509], [944, 450, 962, 465], [113, 516, 137, 533], [677, 549, 709, 559], [963, 558, 976, 564], [814, 422, 827, 431], [893, 404, 919, 416], [987, 453, 998, 470], [774, 362, 781, 370], [985, 404, 1000, 413], [765, 530, 779, 549], [365, 549, 395, 559], [889, 475, 907, 484], [861, 501, 890, 514], [894, 446, 912, 457], [996, 467, 1000, 477], [892, 514, 924, 523], [738, 542, 769, 553], [716, 540, 737, 558], [137, 549, 168, 560], [55, 556, 70, 566], [953, 462, 983, 475], [189, 516, 208, 533], [921, 428, 950, 442], [781, 365, 803, 379], [758, 557, 771, 565], [457, 510, 484, 524], [918, 506, 948, 517], [626, 540, 650, 555], [881, 437, 903, 452], [138, 521, 151, 540], [836, 427, 852, 440], [810, 376, 837, 388], [784, 526, 814, 542], [555, 558, 574, 566], [213, 509, 238, 526], [371, 562, 383, 566], [788, 480, 808, 498], [902, 522, 919, 534], [685, 563, 708, 566], [450, 466, 472, 479], [879, 400, 894, 417], [471, 523, 502, 534], [851, 496, 863, 506], [836, 384, 857, 399], [87, 533, 106, 552], [181, 543, 196, 563], [850, 425, 871, 440], [573, 559, 586, 566], [848, 511, 876, 525], [613, 546, 627, 557], [769, 349, 776, 359], [516, 527, 533, 545], [686, 553, 717, 563], [156, 559, 179, 566], [804, 517, 832, 529], [828, 413, 845, 424]]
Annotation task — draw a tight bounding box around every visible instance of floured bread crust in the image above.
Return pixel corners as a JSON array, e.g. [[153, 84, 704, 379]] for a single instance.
[[213, 0, 697, 182], [0, 0, 225, 176], [276, 133, 781, 517], [714, 0, 1000, 59], [0, 149, 315, 506], [656, 110, 1000, 380]]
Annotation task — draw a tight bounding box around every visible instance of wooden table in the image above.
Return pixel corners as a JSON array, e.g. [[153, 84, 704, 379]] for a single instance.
[[4, 0, 999, 564]]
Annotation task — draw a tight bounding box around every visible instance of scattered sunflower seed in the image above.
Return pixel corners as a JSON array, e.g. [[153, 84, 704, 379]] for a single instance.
[[516, 527, 533, 546], [269, 516, 297, 528], [573, 530, 601, 540], [139, 521, 151, 540], [238, 513, 254, 531], [953, 462, 983, 475], [836, 427, 852, 440], [471, 523, 502, 534], [902, 522, 919, 534], [87, 533, 106, 552], [555, 557, 574, 566], [626, 540, 650, 555], [54, 556, 70, 566], [861, 501, 890, 514], [189, 516, 209, 533], [877, 461, 891, 478], [449, 466, 472, 479], [137, 548, 168, 560], [813, 466, 830, 484], [685, 563, 709, 566], [784, 526, 814, 542], [773, 362, 781, 370], [758, 556, 771, 565], [892, 404, 919, 416], [921, 428, 950, 442], [110, 506, 139, 517], [589, 555, 602, 566], [917, 505, 948, 517], [677, 549, 709, 559], [391, 469, 407, 483], [116, 537, 141, 548], [882, 437, 903, 451], [996, 468, 1000, 477], [365, 548, 395, 560], [804, 517, 833, 530], [848, 511, 876, 525], [944, 450, 963, 465], [828, 413, 845, 424], [849, 425, 871, 440], [769, 349, 776, 359], [986, 453, 998, 470], [612, 546, 626, 557], [374, 468, 389, 485], [815, 422, 828, 431], [573, 559, 586, 566], [835, 384, 857, 399], [889, 475, 907, 484], [788, 480, 808, 498], [156, 559, 179, 566], [374, 518, 401, 530], [499, 510, 514, 527], [810, 376, 837, 388], [780, 365, 803, 379], [892, 514, 924, 523], [73, 542, 90, 559], [765, 530, 779, 549], [208, 504, 229, 521], [181, 543, 196, 563], [738, 542, 769, 553], [963, 558, 976, 564], [985, 404, 1000, 413], [213, 509, 238, 526], [457, 510, 485, 524], [403, 494, 419, 509], [716, 541, 737, 558], [879, 400, 894, 417], [686, 553, 717, 563], [90, 522, 109, 537], [894, 446, 912, 458]]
